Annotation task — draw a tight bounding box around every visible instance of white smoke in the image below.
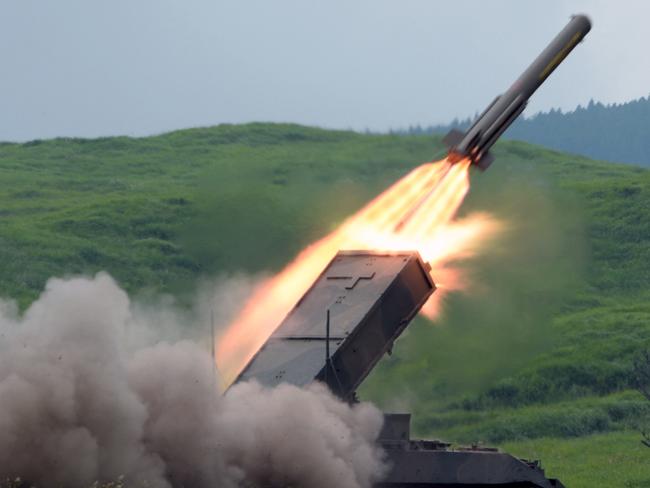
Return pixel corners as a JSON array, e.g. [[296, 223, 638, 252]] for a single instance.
[[0, 273, 386, 488]]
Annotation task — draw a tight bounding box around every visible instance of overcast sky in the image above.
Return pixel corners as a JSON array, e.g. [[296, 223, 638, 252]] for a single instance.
[[0, 0, 648, 141]]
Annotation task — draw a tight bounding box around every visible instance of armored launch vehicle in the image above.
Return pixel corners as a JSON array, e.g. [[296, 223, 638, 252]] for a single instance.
[[234, 251, 563, 487]]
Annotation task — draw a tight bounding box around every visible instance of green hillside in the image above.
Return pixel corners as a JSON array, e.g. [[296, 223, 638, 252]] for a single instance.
[[0, 124, 649, 486]]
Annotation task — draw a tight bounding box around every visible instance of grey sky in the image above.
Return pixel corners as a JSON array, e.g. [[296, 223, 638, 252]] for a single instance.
[[0, 0, 648, 141]]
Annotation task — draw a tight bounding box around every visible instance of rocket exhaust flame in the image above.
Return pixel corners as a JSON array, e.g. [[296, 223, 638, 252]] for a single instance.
[[216, 157, 502, 386], [215, 14, 593, 385], [393, 163, 454, 232]]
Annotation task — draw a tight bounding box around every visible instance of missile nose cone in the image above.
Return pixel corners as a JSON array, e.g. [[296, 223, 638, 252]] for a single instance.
[[571, 14, 592, 33]]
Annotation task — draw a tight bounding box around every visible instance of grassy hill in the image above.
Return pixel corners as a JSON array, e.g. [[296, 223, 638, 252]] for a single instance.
[[0, 124, 649, 486]]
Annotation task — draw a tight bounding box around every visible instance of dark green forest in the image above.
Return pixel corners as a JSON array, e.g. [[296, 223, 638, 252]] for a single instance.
[[404, 96, 650, 167]]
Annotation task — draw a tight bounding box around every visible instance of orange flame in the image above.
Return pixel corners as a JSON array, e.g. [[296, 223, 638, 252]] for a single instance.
[[216, 157, 502, 385]]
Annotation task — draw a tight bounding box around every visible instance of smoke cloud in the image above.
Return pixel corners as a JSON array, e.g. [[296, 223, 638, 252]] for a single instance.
[[0, 273, 385, 488]]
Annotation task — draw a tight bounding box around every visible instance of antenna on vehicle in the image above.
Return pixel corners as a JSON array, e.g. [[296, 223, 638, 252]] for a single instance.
[[211, 307, 220, 391], [211, 308, 216, 365], [324, 308, 344, 395], [325, 309, 330, 386]]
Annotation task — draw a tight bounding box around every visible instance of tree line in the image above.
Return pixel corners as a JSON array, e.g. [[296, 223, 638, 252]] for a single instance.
[[397, 96, 650, 167]]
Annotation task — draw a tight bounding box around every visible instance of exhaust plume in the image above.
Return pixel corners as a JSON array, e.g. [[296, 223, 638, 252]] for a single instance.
[[216, 158, 504, 385], [0, 273, 385, 488]]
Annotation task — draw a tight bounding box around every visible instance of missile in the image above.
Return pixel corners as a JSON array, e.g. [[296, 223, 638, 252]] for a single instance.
[[444, 14, 591, 170]]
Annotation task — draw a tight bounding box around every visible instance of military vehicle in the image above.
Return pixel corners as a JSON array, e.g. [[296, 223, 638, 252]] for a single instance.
[[234, 251, 563, 487]]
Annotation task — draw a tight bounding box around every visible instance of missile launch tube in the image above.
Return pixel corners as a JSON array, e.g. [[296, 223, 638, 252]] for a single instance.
[[447, 15, 591, 168]]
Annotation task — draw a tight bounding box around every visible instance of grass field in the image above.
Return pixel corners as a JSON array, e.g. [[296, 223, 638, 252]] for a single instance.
[[0, 123, 649, 485], [504, 431, 650, 487]]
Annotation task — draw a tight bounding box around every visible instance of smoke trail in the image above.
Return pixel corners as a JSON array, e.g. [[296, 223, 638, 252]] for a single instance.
[[0, 273, 385, 488]]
